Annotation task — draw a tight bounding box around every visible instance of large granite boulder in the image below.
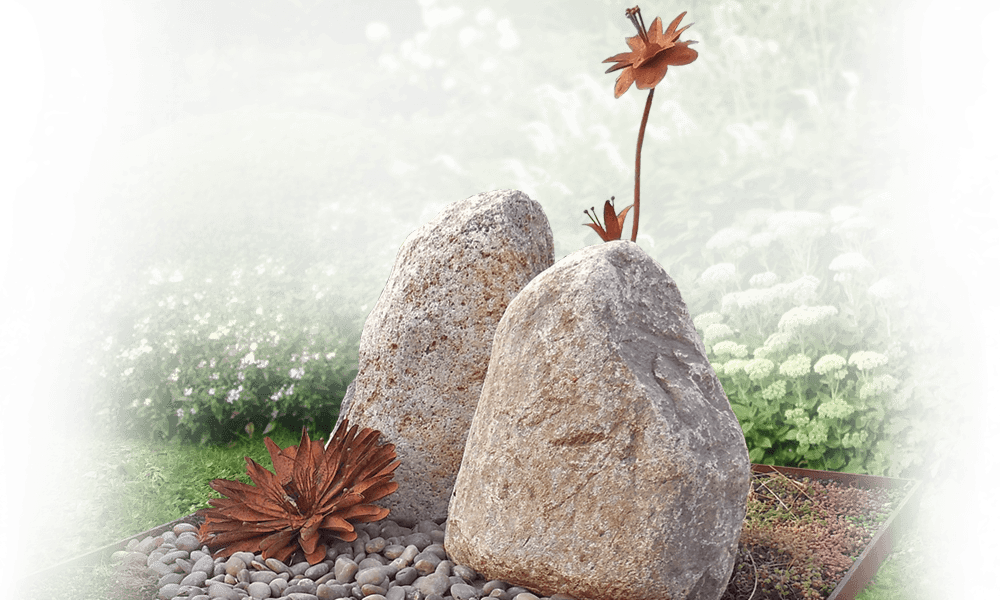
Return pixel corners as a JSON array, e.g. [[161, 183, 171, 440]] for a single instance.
[[331, 189, 554, 526], [446, 240, 749, 600]]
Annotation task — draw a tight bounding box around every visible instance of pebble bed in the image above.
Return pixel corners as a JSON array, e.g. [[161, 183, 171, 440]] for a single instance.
[[113, 518, 578, 600]]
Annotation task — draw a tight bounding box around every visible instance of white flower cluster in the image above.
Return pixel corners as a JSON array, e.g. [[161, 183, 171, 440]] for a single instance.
[[693, 312, 725, 330], [744, 358, 775, 381], [784, 407, 810, 427], [777, 305, 838, 333], [704, 323, 735, 344], [713, 341, 748, 358], [761, 379, 786, 400], [859, 374, 899, 399], [699, 262, 737, 286], [841, 431, 869, 449], [779, 353, 812, 378], [814, 354, 846, 376], [748, 271, 778, 288], [848, 350, 888, 371], [753, 331, 792, 358], [120, 338, 154, 362], [818, 398, 854, 420], [721, 287, 773, 312], [723, 359, 749, 377], [721, 276, 819, 314]]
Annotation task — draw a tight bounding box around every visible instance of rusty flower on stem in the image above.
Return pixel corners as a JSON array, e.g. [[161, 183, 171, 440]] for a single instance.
[[591, 6, 697, 243], [584, 196, 633, 242]]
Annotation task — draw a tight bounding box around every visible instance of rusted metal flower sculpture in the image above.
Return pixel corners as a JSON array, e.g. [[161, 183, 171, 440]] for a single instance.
[[584, 196, 633, 241], [197, 419, 399, 564], [587, 6, 698, 243], [602, 8, 698, 99]]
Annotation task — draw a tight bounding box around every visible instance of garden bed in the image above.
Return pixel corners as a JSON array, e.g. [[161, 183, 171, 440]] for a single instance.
[[21, 464, 919, 600]]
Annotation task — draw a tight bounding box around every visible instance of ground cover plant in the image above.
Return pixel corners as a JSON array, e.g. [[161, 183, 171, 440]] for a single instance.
[[31, 1, 971, 595]]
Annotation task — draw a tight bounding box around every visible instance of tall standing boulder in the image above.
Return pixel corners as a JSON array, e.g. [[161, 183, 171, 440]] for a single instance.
[[332, 189, 554, 526], [446, 240, 749, 600]]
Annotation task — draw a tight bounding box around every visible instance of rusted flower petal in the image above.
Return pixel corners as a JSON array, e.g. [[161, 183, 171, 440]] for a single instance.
[[603, 8, 699, 98], [584, 196, 634, 242]]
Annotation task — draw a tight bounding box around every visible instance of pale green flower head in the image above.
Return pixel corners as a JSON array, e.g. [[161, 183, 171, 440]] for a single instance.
[[784, 407, 810, 427], [814, 354, 847, 375], [818, 398, 855, 419], [744, 358, 775, 381], [829, 252, 873, 273], [723, 359, 749, 377], [713, 340, 748, 359], [868, 278, 899, 300], [693, 312, 725, 330], [778, 305, 838, 333], [849, 351, 888, 371], [743, 208, 774, 227], [830, 205, 861, 222], [721, 287, 777, 314], [767, 211, 828, 242], [764, 332, 792, 350], [749, 271, 779, 288], [762, 379, 787, 401], [700, 263, 737, 287], [860, 374, 900, 399], [842, 430, 869, 449], [704, 323, 735, 345], [748, 231, 775, 249], [754, 331, 793, 358], [706, 227, 750, 250], [795, 420, 828, 446], [779, 353, 812, 378]]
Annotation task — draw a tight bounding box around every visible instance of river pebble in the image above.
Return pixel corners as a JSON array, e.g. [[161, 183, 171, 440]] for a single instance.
[[114, 518, 583, 600]]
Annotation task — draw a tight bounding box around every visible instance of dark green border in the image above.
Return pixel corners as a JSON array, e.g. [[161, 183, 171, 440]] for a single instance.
[[0, 0, 1000, 598]]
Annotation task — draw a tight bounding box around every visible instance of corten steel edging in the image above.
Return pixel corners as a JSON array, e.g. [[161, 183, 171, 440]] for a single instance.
[[751, 464, 922, 600], [22, 465, 920, 600]]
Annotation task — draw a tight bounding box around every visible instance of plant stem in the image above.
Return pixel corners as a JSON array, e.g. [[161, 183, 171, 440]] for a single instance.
[[631, 87, 655, 243]]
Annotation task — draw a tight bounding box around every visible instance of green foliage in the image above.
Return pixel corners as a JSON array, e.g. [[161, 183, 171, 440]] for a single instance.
[[17, 426, 305, 600], [695, 194, 971, 488]]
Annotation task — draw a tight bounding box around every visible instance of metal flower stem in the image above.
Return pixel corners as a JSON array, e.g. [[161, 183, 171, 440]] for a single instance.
[[631, 87, 655, 243]]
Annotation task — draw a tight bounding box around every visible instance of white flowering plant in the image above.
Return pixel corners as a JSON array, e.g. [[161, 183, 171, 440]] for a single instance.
[[86, 258, 362, 444], [689, 206, 913, 475]]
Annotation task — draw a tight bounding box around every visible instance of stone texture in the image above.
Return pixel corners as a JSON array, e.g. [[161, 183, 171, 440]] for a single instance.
[[331, 189, 554, 525], [445, 241, 750, 600]]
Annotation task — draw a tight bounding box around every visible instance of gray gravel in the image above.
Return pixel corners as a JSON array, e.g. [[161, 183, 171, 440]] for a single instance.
[[113, 519, 580, 600]]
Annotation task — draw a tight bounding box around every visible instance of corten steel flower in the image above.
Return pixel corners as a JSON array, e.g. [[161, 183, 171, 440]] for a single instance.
[[602, 8, 698, 99], [584, 196, 633, 242], [197, 419, 400, 565], [587, 6, 698, 243]]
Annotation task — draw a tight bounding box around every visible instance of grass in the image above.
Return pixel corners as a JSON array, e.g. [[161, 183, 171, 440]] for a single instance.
[[13, 424, 305, 600], [16, 424, 927, 600]]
